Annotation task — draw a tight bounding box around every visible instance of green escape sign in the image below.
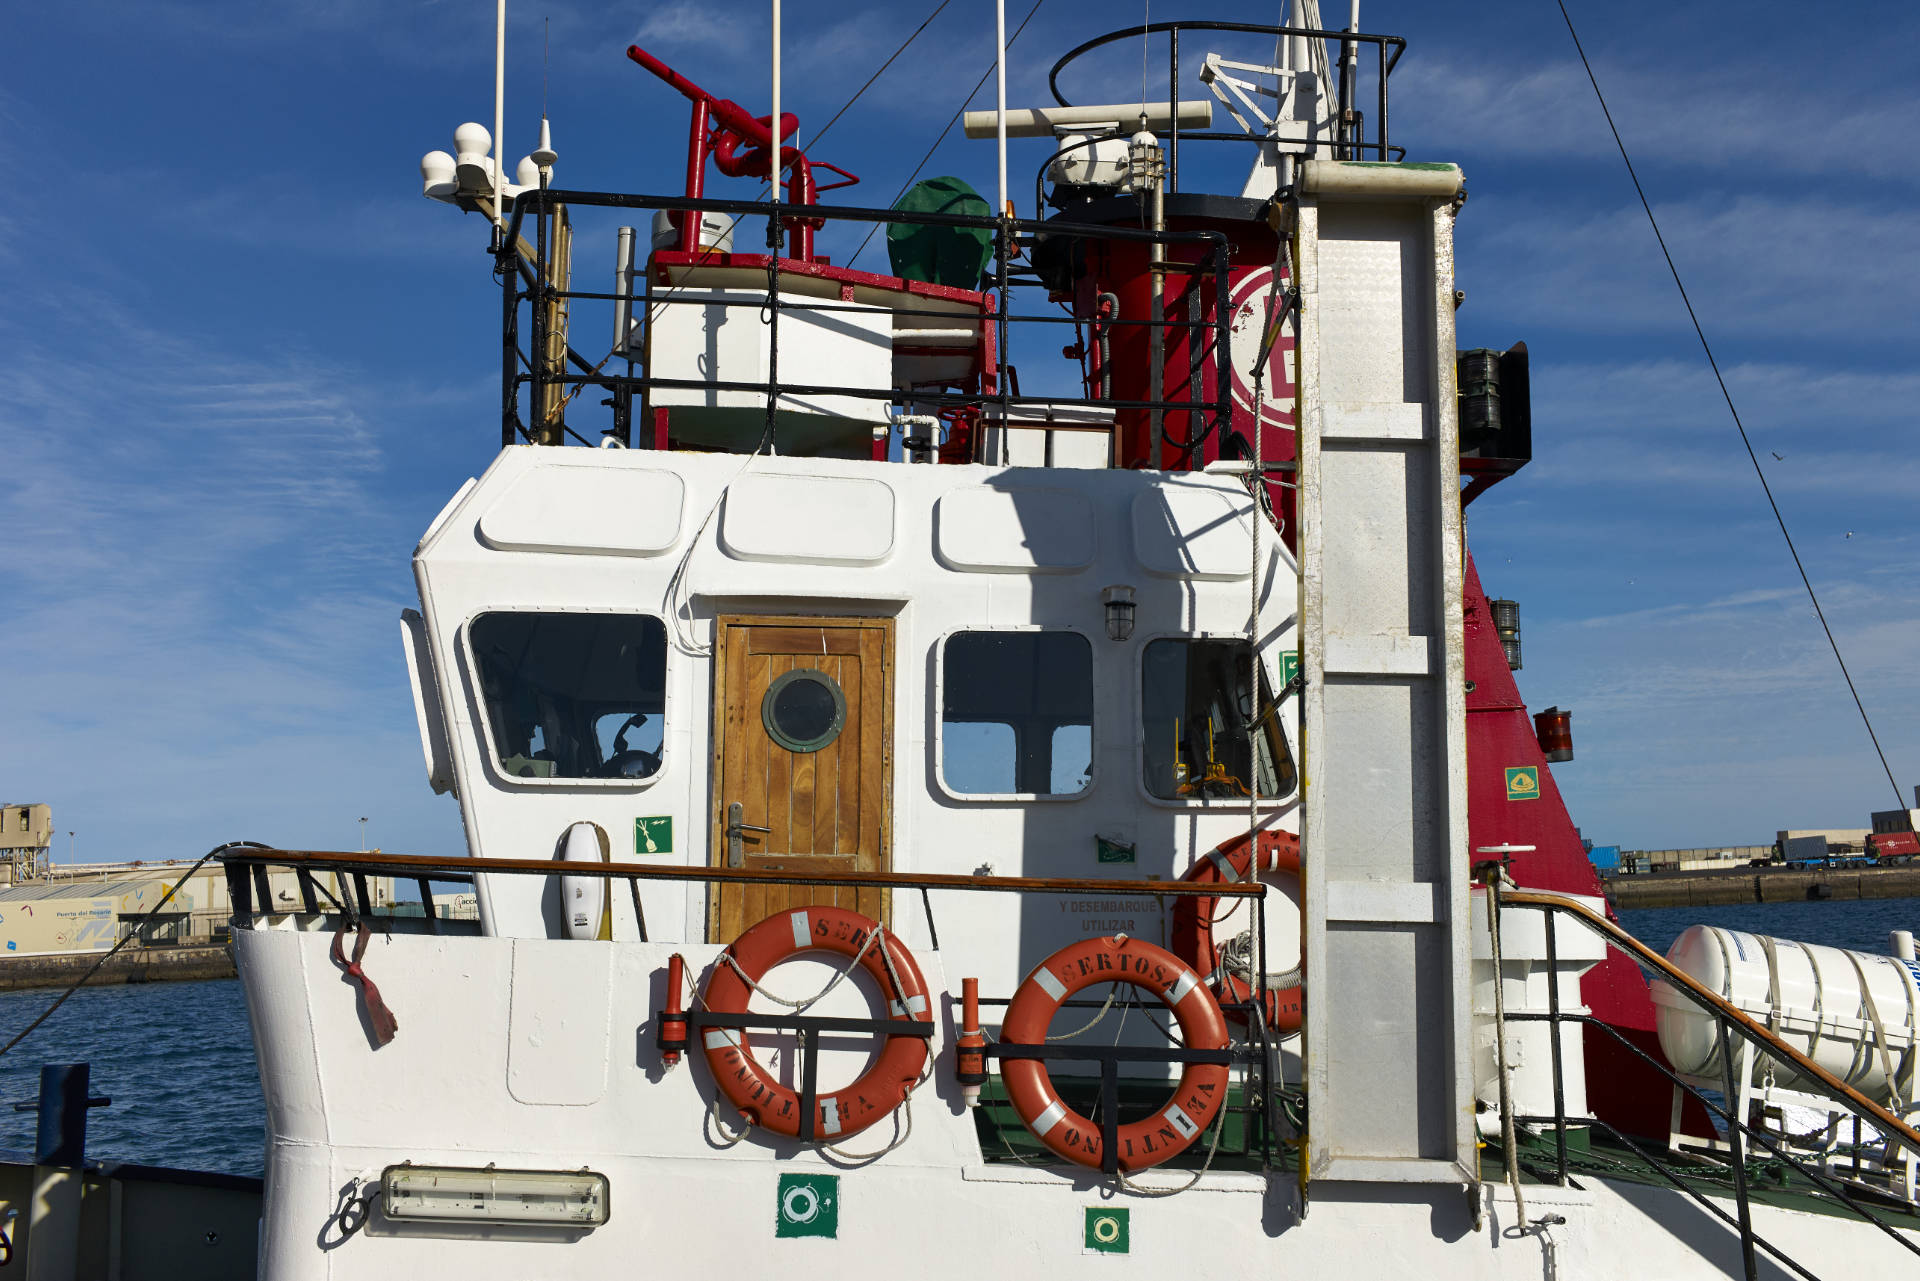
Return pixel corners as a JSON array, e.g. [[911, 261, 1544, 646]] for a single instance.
[[776, 1173, 838, 1239], [1505, 767, 1540, 802], [1280, 650, 1300, 687], [1084, 1207, 1129, 1254], [634, 817, 673, 854]]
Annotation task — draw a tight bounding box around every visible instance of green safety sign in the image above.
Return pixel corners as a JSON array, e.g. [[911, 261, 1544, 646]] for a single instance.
[[634, 817, 673, 854], [1096, 836, 1137, 865], [1280, 651, 1300, 686], [1505, 767, 1540, 803], [775, 1173, 838, 1239], [1084, 1207, 1129, 1254]]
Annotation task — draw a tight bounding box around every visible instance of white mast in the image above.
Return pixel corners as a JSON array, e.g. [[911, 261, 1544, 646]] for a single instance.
[[493, 0, 506, 232], [771, 0, 782, 204], [994, 0, 1008, 217]]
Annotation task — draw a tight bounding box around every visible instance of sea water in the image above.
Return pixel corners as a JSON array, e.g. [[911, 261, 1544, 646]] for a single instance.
[[0, 896, 1916, 1179]]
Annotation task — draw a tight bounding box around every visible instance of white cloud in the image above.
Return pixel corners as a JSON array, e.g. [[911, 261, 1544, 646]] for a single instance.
[[1398, 53, 1920, 181]]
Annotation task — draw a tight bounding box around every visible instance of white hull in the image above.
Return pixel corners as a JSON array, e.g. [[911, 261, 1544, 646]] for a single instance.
[[239, 929, 1920, 1278]]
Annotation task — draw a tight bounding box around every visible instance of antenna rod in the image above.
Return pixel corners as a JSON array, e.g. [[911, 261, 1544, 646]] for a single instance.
[[994, 0, 1008, 216], [771, 0, 782, 203], [493, 0, 506, 235]]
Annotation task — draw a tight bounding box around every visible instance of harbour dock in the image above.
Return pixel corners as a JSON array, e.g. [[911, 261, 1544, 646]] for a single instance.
[[0, 943, 235, 991], [1607, 862, 1920, 909]]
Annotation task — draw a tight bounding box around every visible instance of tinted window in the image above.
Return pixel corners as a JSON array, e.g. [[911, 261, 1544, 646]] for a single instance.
[[471, 613, 668, 780], [941, 632, 1094, 797], [1142, 639, 1296, 800]]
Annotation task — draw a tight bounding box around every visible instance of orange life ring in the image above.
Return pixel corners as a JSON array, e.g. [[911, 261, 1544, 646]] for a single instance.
[[1169, 829, 1304, 1033], [701, 907, 930, 1141], [1002, 935, 1230, 1172]]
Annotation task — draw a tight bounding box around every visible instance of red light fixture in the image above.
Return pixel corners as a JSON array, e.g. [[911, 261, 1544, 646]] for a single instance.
[[1534, 707, 1573, 763]]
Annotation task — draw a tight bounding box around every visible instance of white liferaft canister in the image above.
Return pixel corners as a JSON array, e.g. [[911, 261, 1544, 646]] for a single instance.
[[1652, 925, 1920, 1104]]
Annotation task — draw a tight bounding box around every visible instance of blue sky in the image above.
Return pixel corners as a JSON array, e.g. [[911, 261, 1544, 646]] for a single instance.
[[2, 0, 1915, 862]]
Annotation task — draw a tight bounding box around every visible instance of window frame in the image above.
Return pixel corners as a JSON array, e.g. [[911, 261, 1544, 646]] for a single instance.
[[1133, 629, 1298, 809], [932, 624, 1099, 804], [461, 606, 673, 790]]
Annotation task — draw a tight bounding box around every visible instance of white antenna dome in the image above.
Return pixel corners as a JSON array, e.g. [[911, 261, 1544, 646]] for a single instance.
[[515, 156, 541, 190], [452, 122, 492, 158], [420, 150, 457, 200], [531, 116, 557, 168], [453, 122, 496, 196]]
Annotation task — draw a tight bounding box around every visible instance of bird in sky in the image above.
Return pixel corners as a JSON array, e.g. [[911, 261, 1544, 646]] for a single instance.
[[1770, 451, 1784, 460]]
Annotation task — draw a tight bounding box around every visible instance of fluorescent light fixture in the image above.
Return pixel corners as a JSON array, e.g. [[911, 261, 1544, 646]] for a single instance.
[[381, 1164, 609, 1227]]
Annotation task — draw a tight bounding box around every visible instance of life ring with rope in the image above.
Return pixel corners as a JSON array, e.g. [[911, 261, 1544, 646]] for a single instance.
[[700, 906, 930, 1141], [1169, 828, 1304, 1034], [1001, 934, 1230, 1172]]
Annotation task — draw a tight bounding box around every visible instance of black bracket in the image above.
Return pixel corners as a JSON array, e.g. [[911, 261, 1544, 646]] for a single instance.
[[984, 1040, 1241, 1176], [676, 1009, 934, 1143]]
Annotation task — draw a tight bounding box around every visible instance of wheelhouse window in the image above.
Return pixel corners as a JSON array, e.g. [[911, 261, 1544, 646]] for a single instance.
[[941, 631, 1094, 797], [470, 612, 668, 781], [1142, 639, 1297, 801]]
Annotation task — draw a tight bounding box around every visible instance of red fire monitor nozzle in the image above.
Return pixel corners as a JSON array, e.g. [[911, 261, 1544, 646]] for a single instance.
[[625, 44, 858, 262]]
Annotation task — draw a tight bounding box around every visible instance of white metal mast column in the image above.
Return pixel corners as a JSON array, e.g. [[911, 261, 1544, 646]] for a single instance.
[[1297, 158, 1473, 1183]]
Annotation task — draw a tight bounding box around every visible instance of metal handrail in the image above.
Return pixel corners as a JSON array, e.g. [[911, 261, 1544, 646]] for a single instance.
[[1046, 20, 1409, 181], [1502, 888, 1920, 1158], [498, 188, 1237, 459], [215, 847, 1263, 900]]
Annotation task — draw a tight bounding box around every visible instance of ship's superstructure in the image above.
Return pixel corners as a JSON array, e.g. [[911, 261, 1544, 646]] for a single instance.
[[181, 10, 1920, 1280]]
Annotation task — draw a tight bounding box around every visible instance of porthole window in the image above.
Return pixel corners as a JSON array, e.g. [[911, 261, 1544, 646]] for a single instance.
[[762, 668, 848, 753]]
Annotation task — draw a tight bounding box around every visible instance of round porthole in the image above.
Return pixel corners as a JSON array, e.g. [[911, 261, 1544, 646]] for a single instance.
[[762, 669, 847, 753]]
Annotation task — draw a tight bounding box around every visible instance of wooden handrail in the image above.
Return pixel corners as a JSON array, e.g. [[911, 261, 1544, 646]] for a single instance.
[[1502, 888, 1920, 1158], [218, 847, 1264, 900]]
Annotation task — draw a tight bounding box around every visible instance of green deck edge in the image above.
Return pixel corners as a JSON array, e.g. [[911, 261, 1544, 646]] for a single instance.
[[974, 1077, 1298, 1173]]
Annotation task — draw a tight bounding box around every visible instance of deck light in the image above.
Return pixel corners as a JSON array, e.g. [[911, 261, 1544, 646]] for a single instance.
[[1533, 707, 1573, 763], [380, 1164, 609, 1227], [1103, 585, 1136, 641]]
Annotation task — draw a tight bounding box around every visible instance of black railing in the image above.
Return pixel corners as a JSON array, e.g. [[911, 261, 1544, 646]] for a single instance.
[[1047, 20, 1408, 185], [497, 189, 1236, 460], [1492, 888, 1920, 1279]]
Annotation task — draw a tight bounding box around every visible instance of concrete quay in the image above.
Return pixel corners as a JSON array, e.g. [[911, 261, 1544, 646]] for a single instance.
[[1607, 864, 1920, 910], [0, 944, 234, 992]]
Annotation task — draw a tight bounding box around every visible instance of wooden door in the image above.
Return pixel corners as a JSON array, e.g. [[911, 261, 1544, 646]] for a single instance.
[[709, 614, 893, 943]]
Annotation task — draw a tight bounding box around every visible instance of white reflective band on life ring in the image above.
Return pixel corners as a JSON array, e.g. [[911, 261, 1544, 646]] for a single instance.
[[821, 1098, 842, 1136], [704, 1029, 741, 1050], [1165, 1104, 1198, 1140], [1168, 969, 1199, 1006], [1032, 1099, 1068, 1136], [889, 994, 929, 1017], [790, 911, 811, 950], [1206, 848, 1242, 882], [1033, 968, 1069, 1001]]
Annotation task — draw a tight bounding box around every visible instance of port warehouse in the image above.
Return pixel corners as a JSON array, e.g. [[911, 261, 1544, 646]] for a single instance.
[[1607, 831, 1903, 876], [0, 864, 483, 958], [1592, 786, 1920, 877]]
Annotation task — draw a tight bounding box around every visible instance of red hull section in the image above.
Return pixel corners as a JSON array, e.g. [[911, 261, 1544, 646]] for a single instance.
[[1463, 555, 1702, 1138]]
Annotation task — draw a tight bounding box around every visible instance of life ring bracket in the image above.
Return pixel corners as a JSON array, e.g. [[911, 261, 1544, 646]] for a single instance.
[[984, 1040, 1245, 1176], [683, 1008, 934, 1143]]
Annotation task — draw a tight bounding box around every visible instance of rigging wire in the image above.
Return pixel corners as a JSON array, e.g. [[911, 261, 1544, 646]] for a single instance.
[[847, 0, 1049, 269], [1553, 0, 1909, 811]]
